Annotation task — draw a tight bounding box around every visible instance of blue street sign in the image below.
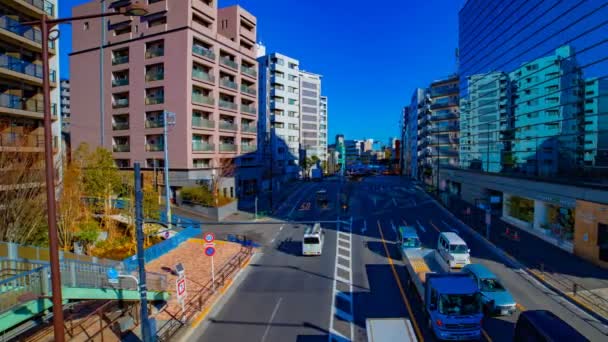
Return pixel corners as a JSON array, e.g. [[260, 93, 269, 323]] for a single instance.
[[205, 246, 216, 257], [107, 268, 119, 283]]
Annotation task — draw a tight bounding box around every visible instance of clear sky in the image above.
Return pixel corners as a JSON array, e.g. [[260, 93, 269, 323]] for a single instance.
[[59, 0, 464, 145]]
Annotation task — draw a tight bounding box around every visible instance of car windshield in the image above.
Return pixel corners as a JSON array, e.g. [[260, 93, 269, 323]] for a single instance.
[[304, 237, 320, 244], [450, 244, 468, 254], [402, 237, 421, 248], [439, 293, 482, 315], [480, 278, 505, 292]]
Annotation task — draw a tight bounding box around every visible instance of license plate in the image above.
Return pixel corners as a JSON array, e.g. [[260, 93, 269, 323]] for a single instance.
[[501, 309, 509, 315]]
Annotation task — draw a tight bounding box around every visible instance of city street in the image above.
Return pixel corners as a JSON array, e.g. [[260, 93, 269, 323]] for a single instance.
[[191, 176, 607, 341]]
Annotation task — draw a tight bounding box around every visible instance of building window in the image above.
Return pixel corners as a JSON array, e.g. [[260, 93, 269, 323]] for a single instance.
[[146, 40, 164, 58], [149, 0, 163, 3], [148, 14, 167, 28], [113, 22, 132, 36], [84, 21, 89, 30]]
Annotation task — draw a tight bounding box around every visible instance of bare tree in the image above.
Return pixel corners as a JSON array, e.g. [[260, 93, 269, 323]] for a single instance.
[[211, 158, 236, 206], [0, 150, 48, 245]]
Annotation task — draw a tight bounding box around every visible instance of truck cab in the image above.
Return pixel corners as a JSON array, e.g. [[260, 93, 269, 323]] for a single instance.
[[425, 273, 483, 341]]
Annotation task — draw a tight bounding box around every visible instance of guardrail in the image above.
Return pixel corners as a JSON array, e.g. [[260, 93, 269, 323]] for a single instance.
[[156, 246, 253, 341], [0, 266, 46, 313]]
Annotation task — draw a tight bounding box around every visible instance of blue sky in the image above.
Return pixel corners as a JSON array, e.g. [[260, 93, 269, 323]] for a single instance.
[[59, 0, 464, 145]]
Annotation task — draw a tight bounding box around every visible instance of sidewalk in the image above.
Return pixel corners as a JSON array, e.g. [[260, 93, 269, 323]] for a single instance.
[[433, 191, 608, 321]]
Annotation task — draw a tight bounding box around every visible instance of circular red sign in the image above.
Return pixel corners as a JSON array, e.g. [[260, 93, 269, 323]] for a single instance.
[[205, 246, 216, 257], [204, 232, 215, 243]]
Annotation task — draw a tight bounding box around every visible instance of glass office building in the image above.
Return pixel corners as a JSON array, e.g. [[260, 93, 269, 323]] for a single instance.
[[459, 0, 608, 182]]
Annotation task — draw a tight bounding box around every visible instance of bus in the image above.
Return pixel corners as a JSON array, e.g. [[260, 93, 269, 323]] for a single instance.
[[302, 223, 324, 256]]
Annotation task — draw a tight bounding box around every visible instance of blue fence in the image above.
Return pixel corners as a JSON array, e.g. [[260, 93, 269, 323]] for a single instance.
[[122, 227, 201, 272], [159, 211, 202, 229]]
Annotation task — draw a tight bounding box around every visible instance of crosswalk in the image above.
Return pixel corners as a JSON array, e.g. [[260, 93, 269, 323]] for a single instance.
[[329, 217, 354, 342]]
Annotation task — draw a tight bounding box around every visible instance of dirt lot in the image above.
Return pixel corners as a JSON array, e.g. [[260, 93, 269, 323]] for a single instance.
[[146, 239, 245, 320]]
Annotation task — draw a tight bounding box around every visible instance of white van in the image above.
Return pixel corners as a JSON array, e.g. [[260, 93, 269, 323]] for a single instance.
[[303, 223, 324, 256], [437, 232, 471, 269]]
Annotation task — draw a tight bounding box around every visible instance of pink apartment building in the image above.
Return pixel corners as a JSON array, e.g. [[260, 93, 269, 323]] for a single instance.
[[70, 0, 258, 194]]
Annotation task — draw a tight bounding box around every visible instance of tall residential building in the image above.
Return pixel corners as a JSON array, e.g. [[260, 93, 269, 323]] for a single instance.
[[407, 88, 426, 179], [257, 52, 301, 180], [319, 95, 328, 160], [582, 77, 608, 167], [459, 72, 511, 172], [60, 79, 70, 132], [0, 0, 61, 178], [71, 1, 258, 197], [345, 139, 363, 166], [299, 70, 325, 162]]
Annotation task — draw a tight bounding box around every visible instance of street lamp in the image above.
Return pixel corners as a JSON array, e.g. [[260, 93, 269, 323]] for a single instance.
[[24, 2, 148, 341]]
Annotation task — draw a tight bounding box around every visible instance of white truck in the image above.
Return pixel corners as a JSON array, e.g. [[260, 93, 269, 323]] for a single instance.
[[402, 248, 483, 341], [366, 318, 417, 342]]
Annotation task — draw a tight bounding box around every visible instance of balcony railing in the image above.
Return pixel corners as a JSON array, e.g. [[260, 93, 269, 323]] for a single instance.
[[0, 94, 57, 117], [112, 78, 129, 87], [241, 104, 256, 115], [145, 47, 164, 59], [192, 117, 214, 129], [113, 144, 130, 152], [0, 16, 55, 48], [192, 93, 214, 105], [192, 69, 215, 83], [0, 54, 56, 82], [21, 0, 55, 16], [145, 143, 164, 152], [430, 101, 459, 110], [219, 143, 237, 152], [241, 84, 256, 95], [145, 71, 164, 82], [430, 87, 459, 97], [145, 95, 164, 105], [219, 121, 237, 131], [0, 133, 44, 148], [112, 121, 129, 130], [241, 64, 257, 77], [429, 124, 459, 133], [145, 120, 164, 128], [192, 141, 214, 152], [241, 144, 256, 152], [113, 98, 129, 108], [241, 124, 256, 133], [112, 55, 129, 65], [220, 78, 238, 90], [220, 57, 238, 69], [192, 45, 215, 60], [430, 112, 459, 121], [219, 99, 237, 110]]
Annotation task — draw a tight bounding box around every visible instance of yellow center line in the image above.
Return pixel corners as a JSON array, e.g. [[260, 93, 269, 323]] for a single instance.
[[482, 328, 493, 342], [516, 303, 526, 311], [377, 220, 424, 342], [429, 220, 442, 233]]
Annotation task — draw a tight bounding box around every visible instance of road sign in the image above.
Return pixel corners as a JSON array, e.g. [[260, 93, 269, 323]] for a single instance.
[[107, 268, 119, 284], [176, 278, 186, 298], [204, 232, 215, 243], [205, 246, 216, 257]]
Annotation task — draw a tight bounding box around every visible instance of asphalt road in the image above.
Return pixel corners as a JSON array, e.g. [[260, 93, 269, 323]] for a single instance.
[[191, 176, 607, 341]]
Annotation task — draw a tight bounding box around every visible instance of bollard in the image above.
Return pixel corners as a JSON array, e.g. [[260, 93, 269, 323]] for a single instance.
[[573, 283, 578, 296]]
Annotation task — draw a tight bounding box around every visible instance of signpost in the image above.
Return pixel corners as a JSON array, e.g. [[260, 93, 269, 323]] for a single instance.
[[203, 232, 216, 291], [107, 268, 119, 284]]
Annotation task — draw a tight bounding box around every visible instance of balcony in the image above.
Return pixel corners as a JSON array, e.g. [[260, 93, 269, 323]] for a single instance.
[[192, 45, 215, 60], [219, 143, 237, 152], [145, 120, 164, 128], [219, 121, 237, 131], [112, 121, 129, 131], [192, 117, 214, 129], [112, 78, 129, 87], [192, 141, 214, 152], [430, 87, 459, 98], [241, 144, 256, 152], [145, 70, 164, 82], [241, 124, 256, 133], [145, 95, 164, 105], [219, 99, 237, 110], [113, 98, 129, 108], [241, 84, 256, 96], [145, 47, 164, 59], [429, 124, 459, 133], [241, 64, 257, 78], [220, 57, 238, 70], [241, 104, 256, 115], [145, 143, 164, 152], [192, 69, 215, 83], [430, 112, 459, 121], [0, 16, 55, 49], [430, 101, 458, 110], [192, 93, 214, 106], [0, 132, 44, 150], [220, 78, 238, 90], [18, 0, 55, 16], [112, 55, 129, 65], [113, 144, 130, 152], [0, 54, 56, 83]]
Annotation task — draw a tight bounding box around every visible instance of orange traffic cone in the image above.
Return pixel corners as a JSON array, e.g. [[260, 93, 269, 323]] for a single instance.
[[513, 231, 520, 241]]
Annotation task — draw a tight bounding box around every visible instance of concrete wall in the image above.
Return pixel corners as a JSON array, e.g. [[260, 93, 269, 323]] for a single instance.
[[575, 200, 608, 269], [181, 200, 238, 221]]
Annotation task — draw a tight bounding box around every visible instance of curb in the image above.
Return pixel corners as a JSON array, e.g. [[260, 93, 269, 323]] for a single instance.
[[418, 188, 608, 326], [176, 252, 261, 341]]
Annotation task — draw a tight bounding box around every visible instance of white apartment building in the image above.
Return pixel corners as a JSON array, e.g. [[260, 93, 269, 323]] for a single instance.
[[299, 70, 326, 162]]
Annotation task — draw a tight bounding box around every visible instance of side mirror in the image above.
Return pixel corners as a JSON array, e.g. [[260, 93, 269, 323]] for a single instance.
[[468, 249, 471, 254]]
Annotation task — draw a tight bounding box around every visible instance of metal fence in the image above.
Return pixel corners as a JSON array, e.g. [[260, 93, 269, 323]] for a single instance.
[[0, 266, 45, 313]]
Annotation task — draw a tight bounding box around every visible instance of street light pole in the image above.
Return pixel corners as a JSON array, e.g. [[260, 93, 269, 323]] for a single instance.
[[163, 110, 171, 226], [40, 16, 64, 342]]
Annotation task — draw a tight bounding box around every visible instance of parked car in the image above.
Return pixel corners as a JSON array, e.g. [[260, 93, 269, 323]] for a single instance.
[[461, 264, 516, 316]]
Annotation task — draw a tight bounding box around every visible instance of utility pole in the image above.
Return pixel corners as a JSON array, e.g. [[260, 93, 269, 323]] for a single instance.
[[163, 110, 175, 226], [135, 163, 153, 341]]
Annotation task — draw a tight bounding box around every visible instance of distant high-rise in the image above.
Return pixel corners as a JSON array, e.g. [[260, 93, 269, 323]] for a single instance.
[[299, 70, 326, 162]]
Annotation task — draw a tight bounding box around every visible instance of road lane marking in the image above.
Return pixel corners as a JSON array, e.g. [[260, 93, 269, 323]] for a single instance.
[[390, 220, 396, 233], [482, 328, 493, 342], [429, 221, 442, 233], [392, 198, 398, 206], [261, 297, 283, 342], [402, 219, 408, 225], [280, 225, 284, 231], [330, 216, 354, 341], [415, 220, 426, 233], [376, 221, 424, 342], [442, 219, 459, 233], [361, 220, 367, 234]]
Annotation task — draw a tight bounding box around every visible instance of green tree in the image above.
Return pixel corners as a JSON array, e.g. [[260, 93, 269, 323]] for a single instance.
[[57, 159, 87, 251]]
